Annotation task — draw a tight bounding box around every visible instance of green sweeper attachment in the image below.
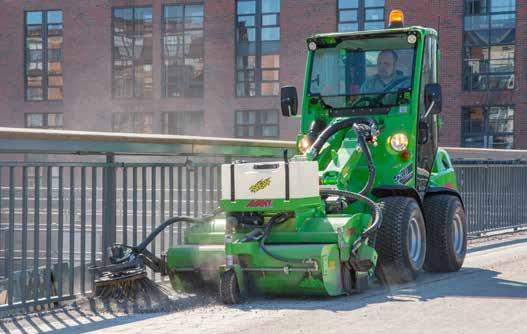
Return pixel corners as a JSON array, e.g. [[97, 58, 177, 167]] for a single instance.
[[93, 121, 383, 303], [93, 16, 468, 304]]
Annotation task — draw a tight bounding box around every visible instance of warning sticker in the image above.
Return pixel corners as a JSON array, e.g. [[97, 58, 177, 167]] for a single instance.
[[249, 177, 271, 193]]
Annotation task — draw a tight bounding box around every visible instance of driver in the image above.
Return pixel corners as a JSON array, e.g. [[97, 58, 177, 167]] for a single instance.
[[360, 50, 410, 93]]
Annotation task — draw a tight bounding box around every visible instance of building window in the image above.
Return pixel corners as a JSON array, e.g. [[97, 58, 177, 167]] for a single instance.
[[25, 113, 63, 129], [463, 0, 515, 91], [163, 5, 204, 97], [112, 7, 153, 98], [236, 0, 280, 97], [25, 10, 64, 101], [462, 105, 514, 149], [338, 0, 385, 32], [112, 112, 153, 133], [162, 111, 204, 135], [235, 110, 278, 138]]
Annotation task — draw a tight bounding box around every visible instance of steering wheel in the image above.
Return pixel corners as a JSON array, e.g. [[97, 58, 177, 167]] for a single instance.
[[349, 95, 381, 108]]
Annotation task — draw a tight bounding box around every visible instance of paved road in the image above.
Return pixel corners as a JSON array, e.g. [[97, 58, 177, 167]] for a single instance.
[[2, 234, 527, 334]]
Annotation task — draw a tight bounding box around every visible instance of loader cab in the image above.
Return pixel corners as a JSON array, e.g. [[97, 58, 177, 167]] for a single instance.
[[281, 14, 442, 196]]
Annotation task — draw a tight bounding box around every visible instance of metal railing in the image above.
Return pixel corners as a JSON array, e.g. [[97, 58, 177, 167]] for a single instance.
[[456, 160, 527, 235], [0, 161, 221, 313], [0, 127, 293, 313], [0, 127, 526, 313]]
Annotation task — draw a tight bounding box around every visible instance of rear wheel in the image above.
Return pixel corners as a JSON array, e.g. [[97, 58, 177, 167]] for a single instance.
[[219, 270, 244, 304], [375, 196, 427, 284], [423, 194, 467, 272]]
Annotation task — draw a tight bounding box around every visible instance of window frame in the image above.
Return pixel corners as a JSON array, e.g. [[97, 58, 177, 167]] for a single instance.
[[461, 104, 515, 149], [111, 111, 153, 133], [235, 0, 281, 98], [234, 109, 279, 139], [25, 112, 64, 129], [462, 0, 516, 92], [24, 9, 64, 102], [161, 3, 205, 98], [337, 0, 385, 33], [162, 110, 205, 135], [111, 6, 153, 99]]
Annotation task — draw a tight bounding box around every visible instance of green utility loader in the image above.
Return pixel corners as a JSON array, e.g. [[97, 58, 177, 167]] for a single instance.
[[93, 11, 467, 304]]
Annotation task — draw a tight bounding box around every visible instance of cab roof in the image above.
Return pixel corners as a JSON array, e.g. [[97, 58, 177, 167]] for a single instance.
[[307, 26, 437, 42]]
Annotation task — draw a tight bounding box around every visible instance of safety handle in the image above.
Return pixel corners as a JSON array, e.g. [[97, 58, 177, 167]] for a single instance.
[[253, 163, 280, 170]]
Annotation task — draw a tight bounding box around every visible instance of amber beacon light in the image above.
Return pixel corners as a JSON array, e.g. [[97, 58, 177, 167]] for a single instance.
[[389, 10, 405, 28]]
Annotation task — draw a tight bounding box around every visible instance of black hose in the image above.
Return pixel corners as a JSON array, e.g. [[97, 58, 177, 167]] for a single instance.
[[256, 119, 381, 263], [258, 188, 382, 263], [308, 117, 375, 160], [308, 118, 376, 196], [259, 212, 312, 264], [352, 123, 376, 196], [135, 208, 222, 252], [135, 217, 200, 252], [102, 215, 216, 272], [319, 189, 382, 241]]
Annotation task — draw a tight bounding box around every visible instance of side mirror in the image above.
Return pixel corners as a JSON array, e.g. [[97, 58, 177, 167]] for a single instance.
[[280, 86, 298, 117], [424, 83, 442, 115]]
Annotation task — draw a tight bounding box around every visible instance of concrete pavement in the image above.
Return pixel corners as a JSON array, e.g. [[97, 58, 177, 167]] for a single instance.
[[1, 234, 526, 334]]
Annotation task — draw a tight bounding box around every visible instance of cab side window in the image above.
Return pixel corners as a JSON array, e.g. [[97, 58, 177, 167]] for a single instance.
[[416, 35, 439, 192]]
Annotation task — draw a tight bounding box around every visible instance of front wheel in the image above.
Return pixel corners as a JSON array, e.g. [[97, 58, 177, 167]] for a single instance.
[[219, 270, 245, 304], [423, 194, 467, 272], [375, 196, 427, 284]]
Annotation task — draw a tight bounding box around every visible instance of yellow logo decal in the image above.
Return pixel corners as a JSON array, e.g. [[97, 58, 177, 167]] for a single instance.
[[249, 177, 271, 193]]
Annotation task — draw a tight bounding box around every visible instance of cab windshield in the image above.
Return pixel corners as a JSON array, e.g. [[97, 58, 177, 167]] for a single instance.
[[308, 33, 417, 110]]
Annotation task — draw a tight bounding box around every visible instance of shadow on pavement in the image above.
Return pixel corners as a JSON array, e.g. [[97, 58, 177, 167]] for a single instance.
[[0, 292, 216, 334], [225, 266, 527, 314], [468, 235, 527, 253], [0, 237, 525, 333]]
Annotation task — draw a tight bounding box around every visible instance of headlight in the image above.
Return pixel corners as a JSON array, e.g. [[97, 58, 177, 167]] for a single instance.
[[390, 133, 408, 152], [298, 135, 312, 154]]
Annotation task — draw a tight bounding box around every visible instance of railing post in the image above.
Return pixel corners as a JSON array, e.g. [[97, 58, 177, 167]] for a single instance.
[[102, 154, 117, 264]]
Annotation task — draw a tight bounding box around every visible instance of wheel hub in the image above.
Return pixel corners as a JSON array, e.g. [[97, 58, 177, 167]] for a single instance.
[[452, 209, 464, 258], [407, 216, 424, 267]]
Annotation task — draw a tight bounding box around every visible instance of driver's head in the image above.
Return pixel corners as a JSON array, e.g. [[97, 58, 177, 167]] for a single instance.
[[377, 50, 398, 81]]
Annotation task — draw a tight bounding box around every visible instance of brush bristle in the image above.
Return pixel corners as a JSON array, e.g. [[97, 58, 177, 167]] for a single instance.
[[95, 277, 165, 300], [93, 271, 174, 312]]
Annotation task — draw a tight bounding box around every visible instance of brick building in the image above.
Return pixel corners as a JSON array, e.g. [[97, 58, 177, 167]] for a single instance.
[[0, 0, 525, 148]]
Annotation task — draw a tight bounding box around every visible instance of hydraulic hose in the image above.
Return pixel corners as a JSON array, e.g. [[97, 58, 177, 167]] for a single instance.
[[256, 119, 381, 263], [135, 217, 200, 252], [307, 118, 376, 196], [319, 189, 382, 244], [136, 207, 222, 252], [105, 216, 206, 267], [105, 209, 223, 271], [258, 212, 314, 265], [307, 117, 375, 160], [351, 123, 376, 196], [258, 188, 382, 263]]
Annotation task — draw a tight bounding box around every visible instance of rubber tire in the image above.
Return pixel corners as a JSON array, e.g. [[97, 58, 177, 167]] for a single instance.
[[219, 270, 244, 304], [353, 271, 369, 293], [374, 196, 427, 284], [423, 194, 467, 272]]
